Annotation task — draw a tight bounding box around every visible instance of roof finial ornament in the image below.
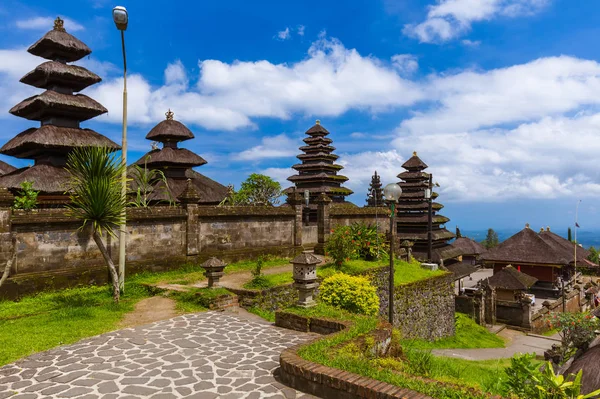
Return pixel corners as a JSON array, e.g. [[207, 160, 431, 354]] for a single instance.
[[53, 17, 65, 32], [413, 151, 417, 156], [315, 119, 320, 125], [546, 226, 550, 231], [525, 223, 530, 229], [165, 109, 174, 120]]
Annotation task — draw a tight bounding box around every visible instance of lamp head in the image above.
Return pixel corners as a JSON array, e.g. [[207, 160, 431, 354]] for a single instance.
[[113, 6, 128, 31], [383, 183, 402, 202], [304, 190, 310, 206]]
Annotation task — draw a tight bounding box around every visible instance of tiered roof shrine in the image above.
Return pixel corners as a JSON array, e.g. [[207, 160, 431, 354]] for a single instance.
[[0, 17, 119, 203], [366, 171, 383, 207], [132, 110, 228, 204]]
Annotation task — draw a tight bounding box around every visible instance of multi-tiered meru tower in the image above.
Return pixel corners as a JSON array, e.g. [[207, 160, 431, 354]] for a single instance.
[[0, 17, 119, 204], [284, 120, 353, 205], [396, 152, 460, 263]]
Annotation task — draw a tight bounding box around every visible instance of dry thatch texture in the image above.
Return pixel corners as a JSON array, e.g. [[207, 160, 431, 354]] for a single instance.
[[299, 144, 336, 152], [20, 61, 101, 92], [446, 262, 479, 280], [0, 164, 70, 193], [282, 185, 353, 195], [303, 136, 333, 144], [128, 168, 228, 204], [481, 226, 571, 265], [305, 123, 330, 136], [397, 191, 439, 200], [396, 214, 450, 224], [402, 153, 429, 171], [288, 173, 349, 182], [397, 170, 430, 180], [564, 345, 600, 395], [396, 202, 443, 211], [297, 152, 339, 161], [411, 244, 463, 263], [28, 29, 91, 62], [539, 230, 591, 264], [134, 148, 207, 167], [483, 265, 538, 290], [398, 229, 456, 242], [292, 162, 343, 171], [1, 125, 120, 158], [145, 119, 195, 142], [10, 90, 107, 122], [0, 161, 16, 176], [452, 237, 488, 256]]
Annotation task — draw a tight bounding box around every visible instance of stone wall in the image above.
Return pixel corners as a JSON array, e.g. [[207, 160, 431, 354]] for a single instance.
[[362, 267, 455, 340], [229, 284, 298, 311], [531, 290, 588, 333]]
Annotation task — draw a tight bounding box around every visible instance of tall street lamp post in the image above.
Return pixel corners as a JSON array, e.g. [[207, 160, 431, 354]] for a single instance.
[[425, 174, 433, 262], [383, 183, 402, 325], [113, 6, 128, 292]]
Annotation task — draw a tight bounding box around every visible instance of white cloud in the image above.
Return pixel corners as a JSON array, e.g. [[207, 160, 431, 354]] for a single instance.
[[276, 27, 291, 40], [297, 25, 306, 36], [164, 60, 188, 85], [16, 16, 85, 32], [236, 134, 297, 160], [260, 167, 294, 188], [461, 39, 481, 47], [391, 54, 419, 76], [404, 0, 549, 43]]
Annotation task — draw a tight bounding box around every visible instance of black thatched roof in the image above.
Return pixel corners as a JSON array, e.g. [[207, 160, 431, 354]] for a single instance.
[[0, 161, 16, 176], [128, 168, 227, 204], [145, 119, 195, 142], [305, 121, 329, 136], [303, 136, 332, 145], [0, 164, 70, 193], [481, 225, 570, 265], [539, 230, 592, 265], [282, 186, 353, 195], [411, 244, 464, 263], [1, 125, 120, 158], [20, 61, 101, 92], [401, 151, 428, 171], [134, 148, 207, 168], [292, 162, 344, 171], [484, 265, 538, 290], [453, 237, 487, 256], [446, 262, 479, 280], [398, 230, 455, 242], [288, 173, 349, 183], [10, 90, 107, 122], [396, 214, 450, 224], [28, 19, 92, 62], [564, 344, 600, 395], [397, 170, 430, 180]]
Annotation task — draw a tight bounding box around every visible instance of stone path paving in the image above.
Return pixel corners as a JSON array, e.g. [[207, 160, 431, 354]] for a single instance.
[[0, 311, 319, 399]]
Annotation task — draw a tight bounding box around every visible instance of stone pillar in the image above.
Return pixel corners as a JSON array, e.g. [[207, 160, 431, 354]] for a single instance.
[[314, 193, 332, 255], [286, 191, 303, 247], [484, 285, 496, 325], [292, 251, 321, 307], [178, 179, 200, 256], [0, 188, 14, 277], [201, 257, 227, 288]]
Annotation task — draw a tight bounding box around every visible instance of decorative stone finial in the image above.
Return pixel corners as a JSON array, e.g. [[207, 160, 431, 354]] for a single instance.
[[165, 109, 174, 120], [525, 223, 530, 229], [540, 227, 544, 233], [178, 178, 201, 204], [546, 226, 550, 231], [53, 17, 65, 32], [413, 151, 417, 156], [315, 119, 320, 125]]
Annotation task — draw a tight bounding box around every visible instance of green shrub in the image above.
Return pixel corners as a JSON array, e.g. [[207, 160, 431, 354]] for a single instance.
[[13, 181, 38, 210], [349, 222, 387, 260], [325, 226, 358, 267], [319, 273, 379, 315]]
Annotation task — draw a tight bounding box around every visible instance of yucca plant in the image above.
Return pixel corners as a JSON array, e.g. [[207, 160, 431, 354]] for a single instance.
[[129, 156, 174, 207], [65, 147, 127, 303]]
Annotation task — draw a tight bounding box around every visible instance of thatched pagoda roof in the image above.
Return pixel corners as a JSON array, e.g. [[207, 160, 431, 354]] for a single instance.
[[398, 229, 455, 242], [396, 214, 450, 224], [539, 229, 592, 265], [292, 162, 344, 171], [397, 170, 430, 180], [28, 18, 91, 62], [282, 186, 353, 195], [288, 172, 349, 183], [481, 225, 570, 266], [145, 112, 195, 142], [0, 161, 16, 176], [20, 61, 101, 92], [402, 151, 428, 171], [305, 121, 329, 136], [128, 168, 228, 204], [1, 125, 119, 158], [297, 152, 339, 161], [134, 147, 207, 168], [0, 164, 70, 193], [484, 265, 538, 290], [446, 262, 479, 280], [10, 90, 107, 122], [411, 243, 464, 263], [303, 136, 332, 145], [299, 144, 336, 152], [452, 237, 487, 256]]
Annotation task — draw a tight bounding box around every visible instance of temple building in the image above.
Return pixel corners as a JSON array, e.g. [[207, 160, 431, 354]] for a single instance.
[[452, 236, 487, 265], [0, 17, 119, 204], [395, 151, 459, 263], [366, 171, 383, 207], [131, 110, 228, 205], [284, 120, 353, 210]]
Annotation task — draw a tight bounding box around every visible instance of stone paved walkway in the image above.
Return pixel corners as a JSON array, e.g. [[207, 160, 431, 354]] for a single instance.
[[0, 312, 319, 399]]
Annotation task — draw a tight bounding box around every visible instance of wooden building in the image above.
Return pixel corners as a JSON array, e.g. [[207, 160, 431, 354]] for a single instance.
[[482, 265, 538, 302], [0, 17, 119, 204], [452, 237, 487, 265], [131, 110, 228, 205], [395, 152, 460, 263]]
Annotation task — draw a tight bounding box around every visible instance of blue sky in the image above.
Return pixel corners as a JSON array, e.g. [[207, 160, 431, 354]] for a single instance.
[[0, 0, 599, 232]]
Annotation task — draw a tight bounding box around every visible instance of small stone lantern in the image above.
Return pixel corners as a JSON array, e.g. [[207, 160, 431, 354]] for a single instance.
[[291, 251, 321, 308], [201, 257, 227, 288]]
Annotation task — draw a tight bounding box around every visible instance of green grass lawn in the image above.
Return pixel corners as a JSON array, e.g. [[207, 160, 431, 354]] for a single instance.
[[243, 272, 293, 290], [0, 283, 149, 366], [401, 313, 505, 350]]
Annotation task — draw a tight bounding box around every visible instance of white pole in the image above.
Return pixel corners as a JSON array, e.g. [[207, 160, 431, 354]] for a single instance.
[[574, 199, 581, 282], [118, 30, 127, 293]]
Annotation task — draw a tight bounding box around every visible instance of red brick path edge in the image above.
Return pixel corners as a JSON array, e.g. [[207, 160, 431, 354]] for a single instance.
[[276, 311, 432, 399]]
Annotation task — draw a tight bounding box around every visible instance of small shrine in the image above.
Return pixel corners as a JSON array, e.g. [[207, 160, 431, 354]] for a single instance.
[[366, 171, 383, 207], [131, 110, 228, 204], [0, 17, 119, 204], [396, 151, 459, 263], [284, 120, 352, 208]]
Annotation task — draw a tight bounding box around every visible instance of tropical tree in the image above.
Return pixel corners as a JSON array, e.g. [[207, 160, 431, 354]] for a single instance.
[[65, 147, 126, 303], [129, 157, 174, 207], [568, 227, 573, 242], [482, 228, 499, 249], [219, 174, 282, 206]]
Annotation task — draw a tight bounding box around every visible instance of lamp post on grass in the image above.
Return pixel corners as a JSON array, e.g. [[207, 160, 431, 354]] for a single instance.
[[383, 182, 402, 325], [113, 5, 128, 293]]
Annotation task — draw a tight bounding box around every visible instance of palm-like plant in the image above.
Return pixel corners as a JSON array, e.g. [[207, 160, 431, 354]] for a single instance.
[[65, 147, 126, 303]]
